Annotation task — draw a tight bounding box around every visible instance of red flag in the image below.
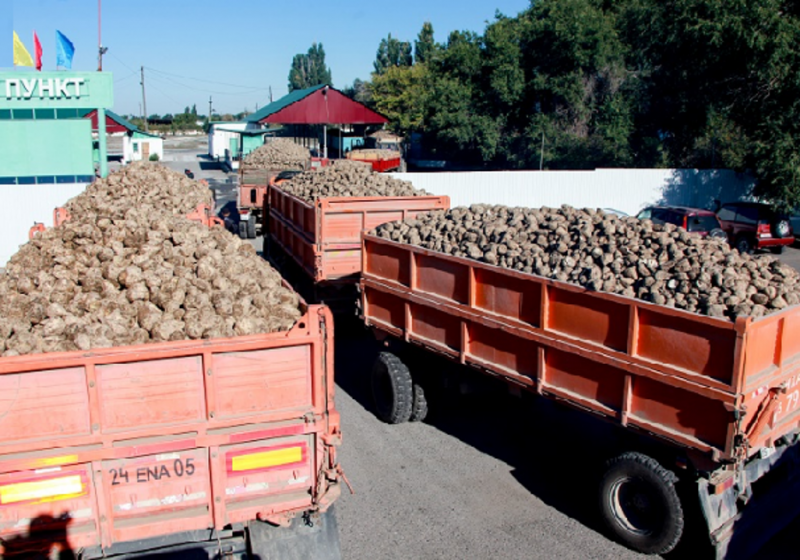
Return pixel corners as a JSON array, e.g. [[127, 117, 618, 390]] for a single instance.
[[33, 31, 42, 71]]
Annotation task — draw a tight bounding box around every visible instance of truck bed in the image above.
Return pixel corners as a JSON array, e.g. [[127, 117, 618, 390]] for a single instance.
[[267, 188, 449, 283], [0, 304, 340, 554], [359, 234, 800, 463]]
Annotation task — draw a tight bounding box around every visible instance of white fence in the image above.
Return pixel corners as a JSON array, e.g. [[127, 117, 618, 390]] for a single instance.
[[391, 168, 756, 216], [0, 183, 88, 266]]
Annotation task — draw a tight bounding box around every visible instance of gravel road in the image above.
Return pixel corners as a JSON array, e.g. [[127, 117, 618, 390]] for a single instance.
[[180, 147, 799, 559], [331, 320, 650, 560]]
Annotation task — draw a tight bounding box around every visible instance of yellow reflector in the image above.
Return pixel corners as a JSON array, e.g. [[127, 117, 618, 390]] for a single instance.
[[232, 447, 303, 472], [0, 475, 84, 505]]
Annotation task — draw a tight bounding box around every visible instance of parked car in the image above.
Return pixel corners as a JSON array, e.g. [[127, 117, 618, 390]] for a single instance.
[[601, 208, 628, 217], [635, 206, 727, 238], [715, 201, 793, 254]]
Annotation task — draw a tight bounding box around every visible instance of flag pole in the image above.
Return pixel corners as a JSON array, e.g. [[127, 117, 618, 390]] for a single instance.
[[97, 0, 103, 71]]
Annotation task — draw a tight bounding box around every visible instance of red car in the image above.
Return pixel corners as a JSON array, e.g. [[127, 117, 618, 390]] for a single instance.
[[636, 206, 727, 238], [716, 202, 793, 254]]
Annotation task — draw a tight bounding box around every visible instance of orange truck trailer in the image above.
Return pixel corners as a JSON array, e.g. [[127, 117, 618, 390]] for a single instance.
[[238, 165, 313, 240], [264, 187, 449, 307], [360, 232, 800, 559], [0, 302, 343, 559]]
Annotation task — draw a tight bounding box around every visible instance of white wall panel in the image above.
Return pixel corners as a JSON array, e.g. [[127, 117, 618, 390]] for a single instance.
[[0, 183, 88, 266], [391, 169, 756, 216]]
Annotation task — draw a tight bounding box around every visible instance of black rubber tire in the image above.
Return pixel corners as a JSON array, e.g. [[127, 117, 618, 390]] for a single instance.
[[599, 452, 684, 555], [735, 236, 753, 254], [708, 228, 727, 241], [772, 219, 791, 239], [371, 352, 413, 424], [409, 382, 428, 422], [247, 216, 257, 239], [238, 221, 248, 239]]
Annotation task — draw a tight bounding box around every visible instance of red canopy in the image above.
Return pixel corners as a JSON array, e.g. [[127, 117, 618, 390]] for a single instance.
[[254, 86, 387, 125]]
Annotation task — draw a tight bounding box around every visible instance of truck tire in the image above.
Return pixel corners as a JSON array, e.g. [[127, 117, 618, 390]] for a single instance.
[[239, 221, 248, 239], [409, 382, 428, 422], [599, 452, 684, 555], [247, 215, 257, 239], [371, 352, 413, 424]]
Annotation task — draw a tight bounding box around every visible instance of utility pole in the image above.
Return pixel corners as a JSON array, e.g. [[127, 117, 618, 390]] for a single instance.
[[140, 66, 149, 132], [208, 96, 213, 121], [97, 0, 108, 71], [269, 86, 273, 103]]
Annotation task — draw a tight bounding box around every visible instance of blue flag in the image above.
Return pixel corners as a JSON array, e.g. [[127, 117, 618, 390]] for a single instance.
[[55, 30, 74, 69]]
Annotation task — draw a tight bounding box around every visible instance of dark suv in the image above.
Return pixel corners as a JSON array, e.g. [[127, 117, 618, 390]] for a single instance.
[[636, 206, 727, 238], [716, 202, 793, 254]]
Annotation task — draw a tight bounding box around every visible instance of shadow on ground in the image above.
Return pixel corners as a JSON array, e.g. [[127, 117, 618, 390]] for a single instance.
[[331, 312, 718, 559]]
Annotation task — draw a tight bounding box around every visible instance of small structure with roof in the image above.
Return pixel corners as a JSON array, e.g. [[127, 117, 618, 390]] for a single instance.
[[246, 85, 389, 159], [83, 109, 163, 163]]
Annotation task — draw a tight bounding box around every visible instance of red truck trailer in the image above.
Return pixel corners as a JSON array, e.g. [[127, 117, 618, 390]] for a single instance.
[[0, 302, 342, 559], [346, 151, 402, 173], [264, 187, 449, 307], [238, 163, 319, 240], [28, 203, 223, 239], [359, 232, 800, 559]]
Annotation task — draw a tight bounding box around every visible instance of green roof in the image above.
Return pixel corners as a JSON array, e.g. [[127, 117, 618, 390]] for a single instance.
[[246, 85, 325, 123], [82, 109, 160, 138]]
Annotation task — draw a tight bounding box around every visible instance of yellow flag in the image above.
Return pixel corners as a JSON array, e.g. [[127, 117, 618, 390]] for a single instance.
[[13, 31, 34, 67]]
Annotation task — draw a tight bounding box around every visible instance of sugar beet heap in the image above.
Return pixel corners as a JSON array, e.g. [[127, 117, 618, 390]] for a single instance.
[[373, 204, 799, 320]]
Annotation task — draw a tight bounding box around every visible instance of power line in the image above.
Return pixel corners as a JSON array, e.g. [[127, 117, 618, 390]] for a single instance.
[[145, 71, 268, 96], [145, 66, 271, 90], [113, 71, 138, 84]]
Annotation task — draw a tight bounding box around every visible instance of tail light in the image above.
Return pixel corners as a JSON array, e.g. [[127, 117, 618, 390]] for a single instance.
[[757, 222, 771, 237], [0, 471, 87, 506], [227, 443, 307, 475]]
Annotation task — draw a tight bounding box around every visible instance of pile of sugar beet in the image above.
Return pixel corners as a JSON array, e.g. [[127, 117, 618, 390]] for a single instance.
[[278, 159, 427, 201], [241, 138, 310, 171], [372, 204, 800, 321], [0, 162, 302, 356]]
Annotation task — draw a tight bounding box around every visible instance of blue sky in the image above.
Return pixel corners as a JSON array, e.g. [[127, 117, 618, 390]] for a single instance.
[[3, 0, 531, 117]]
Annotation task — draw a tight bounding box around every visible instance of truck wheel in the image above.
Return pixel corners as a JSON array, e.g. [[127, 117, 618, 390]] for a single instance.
[[238, 221, 248, 239], [599, 452, 684, 555], [371, 352, 413, 424], [735, 236, 753, 254], [247, 215, 257, 239], [410, 382, 428, 422]]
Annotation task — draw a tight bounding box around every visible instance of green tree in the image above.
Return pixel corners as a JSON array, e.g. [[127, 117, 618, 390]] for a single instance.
[[342, 78, 373, 105], [369, 65, 429, 136], [374, 34, 412, 75], [518, 0, 635, 168], [288, 43, 333, 91], [414, 22, 436, 64]]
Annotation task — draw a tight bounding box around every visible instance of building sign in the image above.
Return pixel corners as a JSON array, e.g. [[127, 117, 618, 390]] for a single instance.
[[0, 71, 113, 110], [5, 77, 86, 100]]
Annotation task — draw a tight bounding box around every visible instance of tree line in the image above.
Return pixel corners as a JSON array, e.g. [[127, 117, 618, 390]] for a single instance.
[[288, 1, 800, 208]]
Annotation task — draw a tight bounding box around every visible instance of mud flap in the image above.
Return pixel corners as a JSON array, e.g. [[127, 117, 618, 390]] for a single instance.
[[247, 506, 341, 560], [701, 438, 800, 559]]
